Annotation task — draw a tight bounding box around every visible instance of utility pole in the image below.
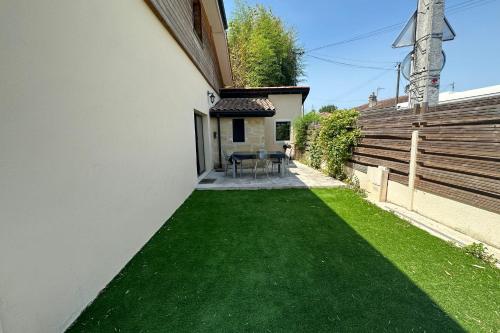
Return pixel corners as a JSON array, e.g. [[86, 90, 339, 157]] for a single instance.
[[395, 62, 401, 106], [376, 87, 385, 98], [409, 0, 446, 108]]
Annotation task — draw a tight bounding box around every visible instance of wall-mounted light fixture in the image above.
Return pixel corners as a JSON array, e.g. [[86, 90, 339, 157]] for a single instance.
[[207, 91, 216, 105]]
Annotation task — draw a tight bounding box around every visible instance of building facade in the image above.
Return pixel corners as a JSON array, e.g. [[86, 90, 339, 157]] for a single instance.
[[0, 1, 231, 332]]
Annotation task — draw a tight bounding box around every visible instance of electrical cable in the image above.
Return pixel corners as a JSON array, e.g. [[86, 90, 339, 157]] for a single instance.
[[307, 55, 395, 71], [304, 0, 497, 53]]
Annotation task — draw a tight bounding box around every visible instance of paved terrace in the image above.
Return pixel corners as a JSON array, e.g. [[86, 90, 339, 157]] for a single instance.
[[197, 161, 344, 190]]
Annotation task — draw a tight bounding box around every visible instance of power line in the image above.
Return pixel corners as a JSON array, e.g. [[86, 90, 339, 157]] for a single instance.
[[307, 54, 395, 71], [306, 0, 498, 107], [307, 53, 398, 64], [304, 0, 497, 53], [333, 71, 393, 101], [305, 23, 403, 53], [447, 0, 498, 13]]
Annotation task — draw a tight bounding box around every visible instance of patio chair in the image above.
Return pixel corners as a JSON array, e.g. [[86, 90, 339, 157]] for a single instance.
[[223, 151, 241, 177], [270, 155, 291, 175], [254, 149, 271, 179], [270, 157, 281, 174]]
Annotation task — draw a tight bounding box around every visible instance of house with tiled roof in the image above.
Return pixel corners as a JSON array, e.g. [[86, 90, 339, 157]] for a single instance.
[[356, 95, 409, 111], [209, 87, 309, 168]]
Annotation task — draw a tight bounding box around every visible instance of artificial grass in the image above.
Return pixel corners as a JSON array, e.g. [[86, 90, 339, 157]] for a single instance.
[[67, 189, 499, 332]]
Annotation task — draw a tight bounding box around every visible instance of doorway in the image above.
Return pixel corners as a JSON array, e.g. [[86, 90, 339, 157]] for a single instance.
[[194, 113, 206, 175]]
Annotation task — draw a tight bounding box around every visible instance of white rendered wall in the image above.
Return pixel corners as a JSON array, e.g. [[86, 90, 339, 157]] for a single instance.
[[265, 94, 303, 151], [0, 1, 216, 332]]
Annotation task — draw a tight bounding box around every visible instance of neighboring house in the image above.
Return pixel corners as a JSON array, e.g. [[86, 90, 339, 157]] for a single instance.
[[356, 95, 409, 111], [0, 1, 307, 333], [357, 84, 500, 111], [210, 87, 309, 167]]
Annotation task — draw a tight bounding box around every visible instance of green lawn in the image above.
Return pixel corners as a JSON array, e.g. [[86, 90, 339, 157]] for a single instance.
[[68, 189, 499, 332]]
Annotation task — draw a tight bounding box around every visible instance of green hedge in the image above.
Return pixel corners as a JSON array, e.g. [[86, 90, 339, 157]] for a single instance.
[[294, 109, 360, 180], [292, 112, 321, 151]]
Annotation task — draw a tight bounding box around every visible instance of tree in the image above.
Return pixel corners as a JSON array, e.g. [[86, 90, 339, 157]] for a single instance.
[[318, 104, 338, 113], [228, 1, 304, 87]]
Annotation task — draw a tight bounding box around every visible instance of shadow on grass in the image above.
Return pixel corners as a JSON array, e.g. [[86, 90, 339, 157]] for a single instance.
[[67, 189, 464, 332]]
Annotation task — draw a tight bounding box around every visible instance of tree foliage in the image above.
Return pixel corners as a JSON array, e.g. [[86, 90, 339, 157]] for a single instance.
[[318, 104, 338, 113], [228, 1, 304, 87]]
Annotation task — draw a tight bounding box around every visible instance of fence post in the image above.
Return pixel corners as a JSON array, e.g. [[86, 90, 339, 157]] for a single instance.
[[378, 166, 389, 202], [407, 130, 419, 210]]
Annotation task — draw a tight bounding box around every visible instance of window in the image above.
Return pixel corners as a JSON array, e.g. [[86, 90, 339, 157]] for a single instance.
[[232, 119, 245, 142], [192, 0, 203, 43], [275, 121, 291, 141]]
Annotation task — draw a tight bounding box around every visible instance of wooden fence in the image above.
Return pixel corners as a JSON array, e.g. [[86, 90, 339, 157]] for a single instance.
[[351, 96, 500, 214]]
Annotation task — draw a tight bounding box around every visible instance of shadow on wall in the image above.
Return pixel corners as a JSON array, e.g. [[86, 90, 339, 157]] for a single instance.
[[66, 189, 465, 332]]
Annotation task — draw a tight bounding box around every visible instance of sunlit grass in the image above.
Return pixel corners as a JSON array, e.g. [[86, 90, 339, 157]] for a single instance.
[[67, 188, 499, 332]]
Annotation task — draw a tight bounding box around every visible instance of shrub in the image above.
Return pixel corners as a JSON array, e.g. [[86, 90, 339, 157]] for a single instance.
[[293, 111, 321, 151], [308, 127, 322, 169], [317, 109, 360, 179]]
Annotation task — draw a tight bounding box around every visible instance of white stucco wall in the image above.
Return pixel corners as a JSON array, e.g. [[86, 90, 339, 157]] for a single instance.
[[0, 1, 217, 332], [265, 94, 302, 151]]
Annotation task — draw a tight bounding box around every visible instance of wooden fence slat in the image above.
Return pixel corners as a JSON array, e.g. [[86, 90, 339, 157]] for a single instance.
[[354, 147, 410, 162], [415, 179, 500, 214], [359, 138, 411, 151], [388, 173, 409, 185], [350, 155, 409, 173], [417, 166, 500, 196], [418, 153, 500, 178], [419, 141, 500, 158]]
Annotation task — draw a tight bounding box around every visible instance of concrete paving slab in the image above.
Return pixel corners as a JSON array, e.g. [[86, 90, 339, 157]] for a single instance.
[[196, 161, 345, 190]]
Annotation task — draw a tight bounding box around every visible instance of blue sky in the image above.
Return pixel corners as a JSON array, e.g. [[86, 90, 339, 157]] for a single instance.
[[224, 0, 500, 111]]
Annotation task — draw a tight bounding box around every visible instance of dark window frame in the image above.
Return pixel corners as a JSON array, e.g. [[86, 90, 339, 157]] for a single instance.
[[192, 0, 203, 44], [275, 120, 291, 142], [232, 119, 245, 143]]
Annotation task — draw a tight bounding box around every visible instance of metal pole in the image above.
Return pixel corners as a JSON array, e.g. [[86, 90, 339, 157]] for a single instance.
[[217, 115, 222, 169], [395, 62, 401, 107], [409, 0, 419, 107]]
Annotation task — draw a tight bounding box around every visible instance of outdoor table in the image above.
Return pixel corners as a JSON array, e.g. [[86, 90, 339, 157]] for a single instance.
[[231, 151, 286, 178]]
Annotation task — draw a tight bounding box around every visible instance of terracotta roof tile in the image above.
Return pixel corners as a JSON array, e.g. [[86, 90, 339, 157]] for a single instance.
[[211, 98, 275, 112]]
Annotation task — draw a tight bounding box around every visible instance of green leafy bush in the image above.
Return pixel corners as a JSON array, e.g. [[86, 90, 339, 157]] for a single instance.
[[317, 109, 360, 179], [295, 109, 360, 180], [293, 111, 321, 151], [308, 127, 322, 169]]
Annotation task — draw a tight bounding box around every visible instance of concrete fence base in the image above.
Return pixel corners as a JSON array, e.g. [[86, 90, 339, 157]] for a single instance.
[[345, 164, 500, 250]]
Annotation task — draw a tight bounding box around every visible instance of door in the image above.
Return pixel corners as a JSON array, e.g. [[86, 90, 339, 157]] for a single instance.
[[194, 113, 206, 175]]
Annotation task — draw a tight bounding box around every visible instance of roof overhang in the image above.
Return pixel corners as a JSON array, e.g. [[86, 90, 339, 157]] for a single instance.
[[220, 86, 310, 103], [210, 110, 276, 117], [210, 97, 276, 117], [202, 0, 233, 87]]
